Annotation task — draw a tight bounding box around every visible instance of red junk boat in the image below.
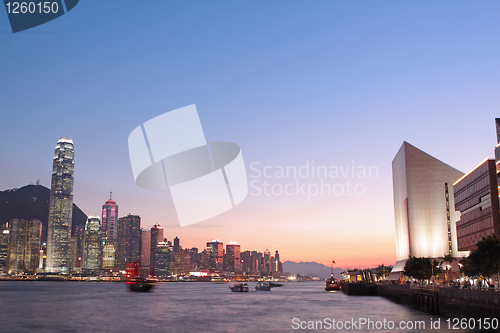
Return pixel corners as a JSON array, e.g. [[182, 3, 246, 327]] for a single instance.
[[125, 261, 157, 292]]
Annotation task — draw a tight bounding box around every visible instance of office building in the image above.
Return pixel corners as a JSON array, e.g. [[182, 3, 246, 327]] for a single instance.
[[141, 229, 151, 268], [46, 137, 74, 273], [83, 216, 101, 271], [0, 223, 9, 273], [224, 242, 241, 274], [7, 219, 41, 274], [102, 242, 115, 270], [173, 236, 180, 254], [391, 142, 468, 274], [206, 239, 223, 273], [116, 214, 142, 269], [101, 193, 118, 245], [150, 224, 163, 268]]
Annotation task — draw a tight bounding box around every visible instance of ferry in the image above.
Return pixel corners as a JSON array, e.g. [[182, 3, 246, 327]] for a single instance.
[[229, 282, 249, 292], [255, 281, 271, 291]]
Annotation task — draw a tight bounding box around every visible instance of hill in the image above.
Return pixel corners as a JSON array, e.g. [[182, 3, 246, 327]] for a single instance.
[[0, 184, 87, 242], [282, 261, 344, 280]]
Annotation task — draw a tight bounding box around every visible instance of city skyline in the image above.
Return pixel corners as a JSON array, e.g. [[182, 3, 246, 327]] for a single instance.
[[2, 1, 500, 269]]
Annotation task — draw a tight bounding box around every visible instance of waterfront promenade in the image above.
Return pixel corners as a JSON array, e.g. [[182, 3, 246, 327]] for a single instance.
[[342, 282, 500, 319]]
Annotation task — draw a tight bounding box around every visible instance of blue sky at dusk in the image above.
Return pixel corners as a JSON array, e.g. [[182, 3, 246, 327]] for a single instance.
[[1, 1, 500, 268]]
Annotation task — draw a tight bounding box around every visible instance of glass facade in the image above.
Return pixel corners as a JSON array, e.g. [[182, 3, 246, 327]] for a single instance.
[[83, 216, 101, 271], [101, 195, 118, 245], [46, 137, 74, 273]]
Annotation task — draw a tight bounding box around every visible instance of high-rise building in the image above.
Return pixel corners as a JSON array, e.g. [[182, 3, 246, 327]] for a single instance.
[[7, 219, 41, 274], [101, 193, 118, 245], [46, 137, 74, 273], [274, 250, 282, 276], [391, 142, 468, 274], [206, 239, 223, 273], [0, 223, 9, 274], [454, 159, 500, 251], [173, 236, 180, 254], [102, 242, 115, 270], [83, 216, 101, 271], [116, 214, 141, 269], [153, 241, 172, 277], [264, 249, 271, 274], [173, 251, 190, 276], [150, 224, 163, 269], [141, 229, 151, 268], [225, 242, 241, 274]]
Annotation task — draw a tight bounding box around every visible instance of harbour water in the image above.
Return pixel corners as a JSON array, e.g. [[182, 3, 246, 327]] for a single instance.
[[0, 281, 476, 332]]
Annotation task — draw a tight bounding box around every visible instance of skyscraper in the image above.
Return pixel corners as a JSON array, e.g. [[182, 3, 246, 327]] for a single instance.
[[116, 214, 141, 269], [206, 239, 223, 273], [225, 242, 241, 274], [141, 229, 151, 269], [7, 219, 41, 274], [173, 236, 180, 254], [391, 142, 468, 274], [83, 216, 101, 271], [150, 224, 163, 268], [101, 193, 118, 245], [46, 137, 74, 273]]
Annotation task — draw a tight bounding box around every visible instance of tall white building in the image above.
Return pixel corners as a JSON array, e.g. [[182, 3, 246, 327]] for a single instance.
[[46, 137, 74, 273], [392, 142, 468, 273]]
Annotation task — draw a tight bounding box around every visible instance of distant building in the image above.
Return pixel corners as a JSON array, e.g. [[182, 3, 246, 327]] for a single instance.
[[0, 223, 9, 274], [46, 137, 74, 273], [224, 242, 241, 274], [206, 240, 223, 273], [173, 251, 190, 276], [116, 214, 141, 269], [83, 216, 101, 271], [141, 229, 151, 268], [7, 219, 41, 274], [173, 236, 180, 254], [101, 193, 118, 245], [150, 224, 163, 269], [102, 242, 115, 270], [264, 249, 271, 275], [153, 241, 172, 277], [391, 142, 468, 275]]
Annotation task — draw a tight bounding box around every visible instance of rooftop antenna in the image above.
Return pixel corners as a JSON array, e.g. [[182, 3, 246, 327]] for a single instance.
[[110, 187, 112, 200]]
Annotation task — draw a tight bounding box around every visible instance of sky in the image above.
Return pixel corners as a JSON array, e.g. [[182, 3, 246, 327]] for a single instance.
[[1, 1, 500, 269]]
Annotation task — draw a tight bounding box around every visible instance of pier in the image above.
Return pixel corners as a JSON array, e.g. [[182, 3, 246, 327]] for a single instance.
[[341, 283, 500, 318]]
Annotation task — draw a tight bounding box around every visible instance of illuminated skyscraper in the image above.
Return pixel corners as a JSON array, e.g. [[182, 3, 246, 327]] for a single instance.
[[116, 214, 141, 269], [225, 242, 241, 274], [46, 137, 74, 273], [141, 229, 151, 268], [150, 224, 163, 268], [391, 142, 468, 274], [206, 239, 223, 273], [7, 219, 41, 274], [101, 193, 118, 245], [83, 216, 101, 271]]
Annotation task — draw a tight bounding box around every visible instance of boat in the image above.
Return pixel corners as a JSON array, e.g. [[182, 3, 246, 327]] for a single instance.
[[255, 281, 271, 291], [229, 282, 249, 292], [325, 259, 341, 291], [125, 277, 157, 292], [325, 275, 341, 291], [269, 282, 283, 287], [125, 261, 157, 292]]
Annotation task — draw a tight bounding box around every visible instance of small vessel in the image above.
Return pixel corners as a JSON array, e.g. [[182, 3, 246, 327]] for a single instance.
[[125, 261, 157, 292], [325, 275, 341, 291], [126, 277, 157, 292], [269, 282, 283, 288], [229, 282, 249, 292], [325, 259, 341, 291], [255, 281, 271, 291]]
